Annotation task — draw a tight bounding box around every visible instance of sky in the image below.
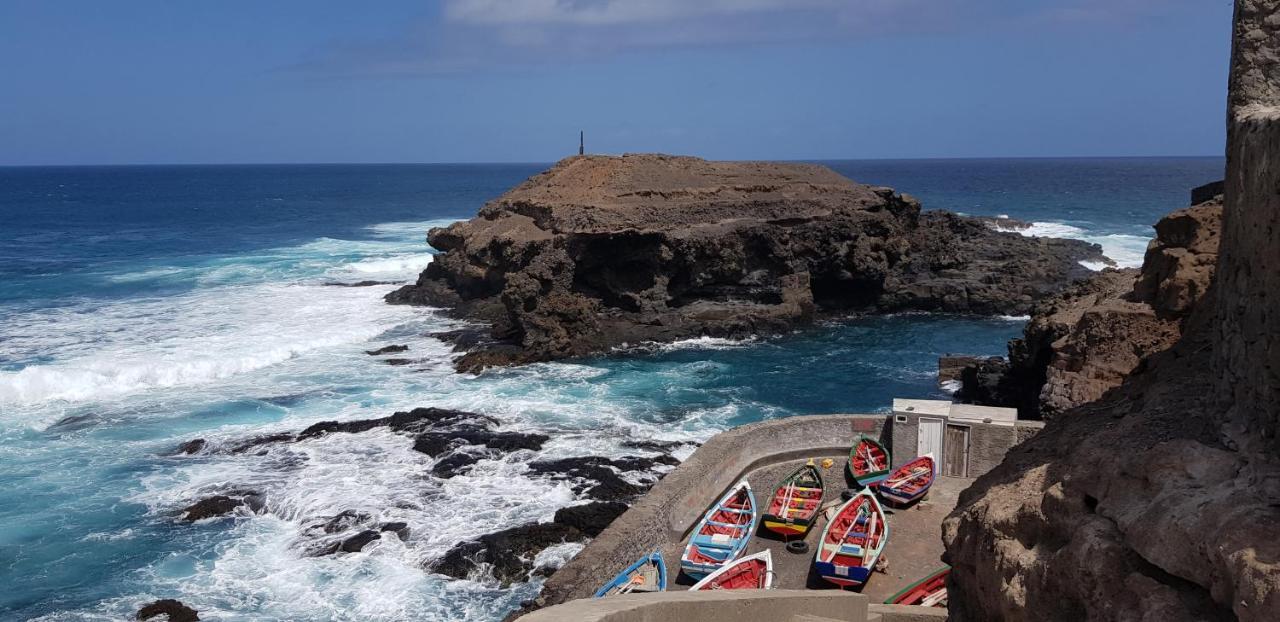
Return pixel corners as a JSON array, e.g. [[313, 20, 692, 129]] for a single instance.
[[0, 0, 1235, 165]]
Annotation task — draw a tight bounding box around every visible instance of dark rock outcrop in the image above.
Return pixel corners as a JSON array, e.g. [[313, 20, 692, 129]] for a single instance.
[[552, 501, 628, 538], [365, 344, 408, 355], [387, 154, 1102, 370], [136, 599, 199, 622], [944, 8, 1280, 620], [429, 523, 586, 586], [180, 491, 263, 522], [174, 438, 206, 455], [528, 455, 674, 502]]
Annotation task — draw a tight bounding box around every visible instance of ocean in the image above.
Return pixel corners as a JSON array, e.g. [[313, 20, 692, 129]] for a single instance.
[[0, 157, 1222, 621]]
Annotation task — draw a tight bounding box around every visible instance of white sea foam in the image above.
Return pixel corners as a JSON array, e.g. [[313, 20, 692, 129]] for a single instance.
[[939, 379, 962, 394], [993, 220, 1149, 269], [0, 283, 412, 407]]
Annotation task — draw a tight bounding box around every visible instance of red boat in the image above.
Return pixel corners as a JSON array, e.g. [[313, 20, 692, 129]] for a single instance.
[[813, 490, 887, 587], [885, 565, 949, 607], [847, 434, 891, 488], [689, 550, 773, 591], [878, 454, 935, 506], [762, 460, 824, 537]]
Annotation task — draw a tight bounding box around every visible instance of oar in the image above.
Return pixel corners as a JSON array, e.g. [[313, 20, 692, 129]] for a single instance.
[[863, 512, 878, 567]]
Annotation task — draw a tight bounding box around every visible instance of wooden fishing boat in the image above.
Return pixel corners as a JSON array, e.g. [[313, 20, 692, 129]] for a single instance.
[[884, 565, 949, 607], [762, 460, 824, 538], [847, 435, 891, 488], [878, 454, 936, 506], [689, 550, 773, 591], [680, 480, 758, 579], [594, 551, 667, 597], [813, 489, 888, 588]]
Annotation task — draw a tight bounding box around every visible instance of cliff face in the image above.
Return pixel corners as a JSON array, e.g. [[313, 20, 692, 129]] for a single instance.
[[390, 154, 1101, 370], [958, 198, 1221, 419], [943, 3, 1280, 620]]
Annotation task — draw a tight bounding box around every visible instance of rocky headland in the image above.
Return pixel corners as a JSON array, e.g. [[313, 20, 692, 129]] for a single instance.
[[952, 191, 1222, 419], [387, 154, 1104, 371], [942, 3, 1280, 619]]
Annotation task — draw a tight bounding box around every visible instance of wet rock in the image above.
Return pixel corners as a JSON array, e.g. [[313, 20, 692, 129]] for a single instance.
[[339, 529, 382, 553], [429, 523, 585, 586], [619, 439, 693, 453], [174, 438, 206, 455], [180, 491, 263, 522], [316, 510, 372, 534], [527, 456, 669, 502], [365, 344, 409, 356], [412, 430, 548, 458], [227, 433, 296, 454], [379, 522, 410, 539], [552, 501, 628, 537], [323, 280, 396, 287], [383, 358, 414, 366], [136, 599, 199, 622], [430, 450, 491, 478], [297, 408, 498, 441]]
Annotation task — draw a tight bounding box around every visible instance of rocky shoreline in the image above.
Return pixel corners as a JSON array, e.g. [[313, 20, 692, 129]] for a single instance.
[[387, 154, 1104, 372], [950, 188, 1222, 419], [942, 5, 1280, 619], [172, 406, 688, 585]]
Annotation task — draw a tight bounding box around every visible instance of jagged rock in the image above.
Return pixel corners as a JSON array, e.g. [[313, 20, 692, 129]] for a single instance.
[[339, 530, 381, 553], [180, 491, 263, 522], [945, 11, 1280, 621], [552, 502, 628, 538], [383, 358, 414, 366], [297, 407, 497, 441], [365, 344, 408, 355], [136, 599, 199, 622], [379, 522, 410, 539], [1135, 200, 1222, 316], [314, 510, 371, 534], [387, 154, 1101, 370], [322, 280, 396, 287], [429, 449, 491, 478], [527, 456, 672, 502], [174, 438, 206, 455], [412, 430, 548, 458], [619, 439, 695, 453], [956, 199, 1221, 419], [428, 523, 585, 586]]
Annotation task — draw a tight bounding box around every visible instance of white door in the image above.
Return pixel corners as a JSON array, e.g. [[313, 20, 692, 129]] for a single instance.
[[918, 417, 945, 463]]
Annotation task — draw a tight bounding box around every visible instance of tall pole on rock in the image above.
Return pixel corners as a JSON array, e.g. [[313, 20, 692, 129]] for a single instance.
[[579, 131, 584, 156]]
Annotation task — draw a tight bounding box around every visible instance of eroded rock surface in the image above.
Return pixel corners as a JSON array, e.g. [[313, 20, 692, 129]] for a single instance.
[[388, 154, 1101, 370], [944, 7, 1280, 619], [957, 197, 1222, 419]]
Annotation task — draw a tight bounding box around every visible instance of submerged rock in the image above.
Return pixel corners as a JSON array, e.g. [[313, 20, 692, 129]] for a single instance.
[[387, 154, 1101, 370], [429, 523, 586, 586], [136, 599, 199, 622], [173, 438, 206, 455], [365, 344, 408, 355]]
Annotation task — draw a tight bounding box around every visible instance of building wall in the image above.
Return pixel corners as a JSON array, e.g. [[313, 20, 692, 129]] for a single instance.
[[888, 413, 1043, 478]]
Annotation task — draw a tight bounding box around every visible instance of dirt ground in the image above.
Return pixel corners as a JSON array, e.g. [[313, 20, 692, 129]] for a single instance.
[[660, 455, 969, 604]]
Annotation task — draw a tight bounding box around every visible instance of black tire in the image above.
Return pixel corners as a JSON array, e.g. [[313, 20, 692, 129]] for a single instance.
[[785, 540, 809, 554]]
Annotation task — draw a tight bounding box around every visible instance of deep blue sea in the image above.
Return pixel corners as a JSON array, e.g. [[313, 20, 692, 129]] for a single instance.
[[0, 158, 1222, 621]]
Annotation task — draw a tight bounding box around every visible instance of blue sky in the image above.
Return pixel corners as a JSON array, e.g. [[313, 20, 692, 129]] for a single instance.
[[0, 0, 1233, 165]]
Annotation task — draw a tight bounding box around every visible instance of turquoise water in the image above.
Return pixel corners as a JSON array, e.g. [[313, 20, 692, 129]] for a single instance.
[[0, 158, 1222, 620]]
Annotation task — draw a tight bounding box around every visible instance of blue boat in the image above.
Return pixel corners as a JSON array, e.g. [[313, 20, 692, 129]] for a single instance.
[[680, 480, 758, 579], [594, 551, 667, 597]]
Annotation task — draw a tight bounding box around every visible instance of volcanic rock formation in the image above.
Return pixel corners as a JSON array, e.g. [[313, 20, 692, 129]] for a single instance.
[[387, 154, 1103, 370], [956, 194, 1222, 419], [943, 4, 1280, 620]]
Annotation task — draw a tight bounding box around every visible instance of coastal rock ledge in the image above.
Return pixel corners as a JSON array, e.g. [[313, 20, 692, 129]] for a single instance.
[[388, 154, 1101, 370]]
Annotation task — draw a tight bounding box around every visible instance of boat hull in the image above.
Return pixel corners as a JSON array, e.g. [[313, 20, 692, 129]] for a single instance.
[[680, 481, 758, 579], [594, 552, 667, 597], [814, 561, 873, 587], [848, 435, 892, 489]]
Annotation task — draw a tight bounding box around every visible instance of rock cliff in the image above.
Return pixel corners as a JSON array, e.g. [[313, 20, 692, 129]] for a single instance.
[[943, 3, 1280, 620], [957, 196, 1222, 419], [389, 154, 1102, 370]]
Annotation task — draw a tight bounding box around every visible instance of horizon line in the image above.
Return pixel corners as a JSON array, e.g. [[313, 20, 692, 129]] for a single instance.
[[0, 154, 1226, 168]]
